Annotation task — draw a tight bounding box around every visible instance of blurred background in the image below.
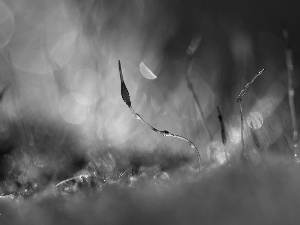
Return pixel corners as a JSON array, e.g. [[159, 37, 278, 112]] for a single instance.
[[0, 0, 299, 194]]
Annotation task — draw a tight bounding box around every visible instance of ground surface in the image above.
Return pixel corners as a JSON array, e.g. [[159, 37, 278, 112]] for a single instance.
[[1, 155, 300, 225]]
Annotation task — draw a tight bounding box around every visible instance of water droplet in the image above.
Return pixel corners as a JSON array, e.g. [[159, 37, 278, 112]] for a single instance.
[[21, 188, 30, 196], [247, 112, 263, 129], [33, 153, 49, 168], [140, 62, 157, 79], [77, 170, 91, 179], [156, 172, 170, 180]]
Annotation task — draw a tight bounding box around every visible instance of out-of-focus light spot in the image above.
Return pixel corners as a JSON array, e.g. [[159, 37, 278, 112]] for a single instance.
[[230, 34, 252, 60], [0, 1, 14, 48], [33, 153, 49, 168], [215, 151, 227, 165], [247, 112, 263, 129], [59, 93, 88, 125], [6, 24, 76, 74], [140, 62, 157, 79], [253, 82, 285, 118], [21, 0, 78, 33], [228, 127, 241, 144], [71, 93, 89, 105], [104, 114, 132, 145], [50, 30, 77, 68], [207, 141, 227, 165], [70, 69, 100, 105]]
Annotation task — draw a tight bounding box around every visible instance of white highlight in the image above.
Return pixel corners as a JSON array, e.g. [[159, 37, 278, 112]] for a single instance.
[[228, 127, 241, 144], [140, 62, 157, 79], [247, 112, 263, 129]]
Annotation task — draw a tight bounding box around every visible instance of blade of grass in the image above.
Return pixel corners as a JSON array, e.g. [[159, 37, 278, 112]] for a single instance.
[[217, 106, 229, 163], [217, 106, 226, 144], [237, 69, 264, 103], [237, 69, 265, 157], [118, 60, 202, 172]]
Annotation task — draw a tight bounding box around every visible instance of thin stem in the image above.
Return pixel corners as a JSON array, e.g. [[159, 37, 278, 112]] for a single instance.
[[119, 60, 202, 172], [185, 58, 212, 141], [129, 107, 202, 172], [239, 102, 244, 156], [185, 35, 212, 142], [283, 24, 298, 158], [237, 69, 265, 160]]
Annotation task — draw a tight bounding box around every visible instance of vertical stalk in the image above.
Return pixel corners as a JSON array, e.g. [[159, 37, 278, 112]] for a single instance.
[[239, 102, 244, 155], [185, 58, 213, 141], [237, 69, 264, 160], [283, 25, 299, 157]]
